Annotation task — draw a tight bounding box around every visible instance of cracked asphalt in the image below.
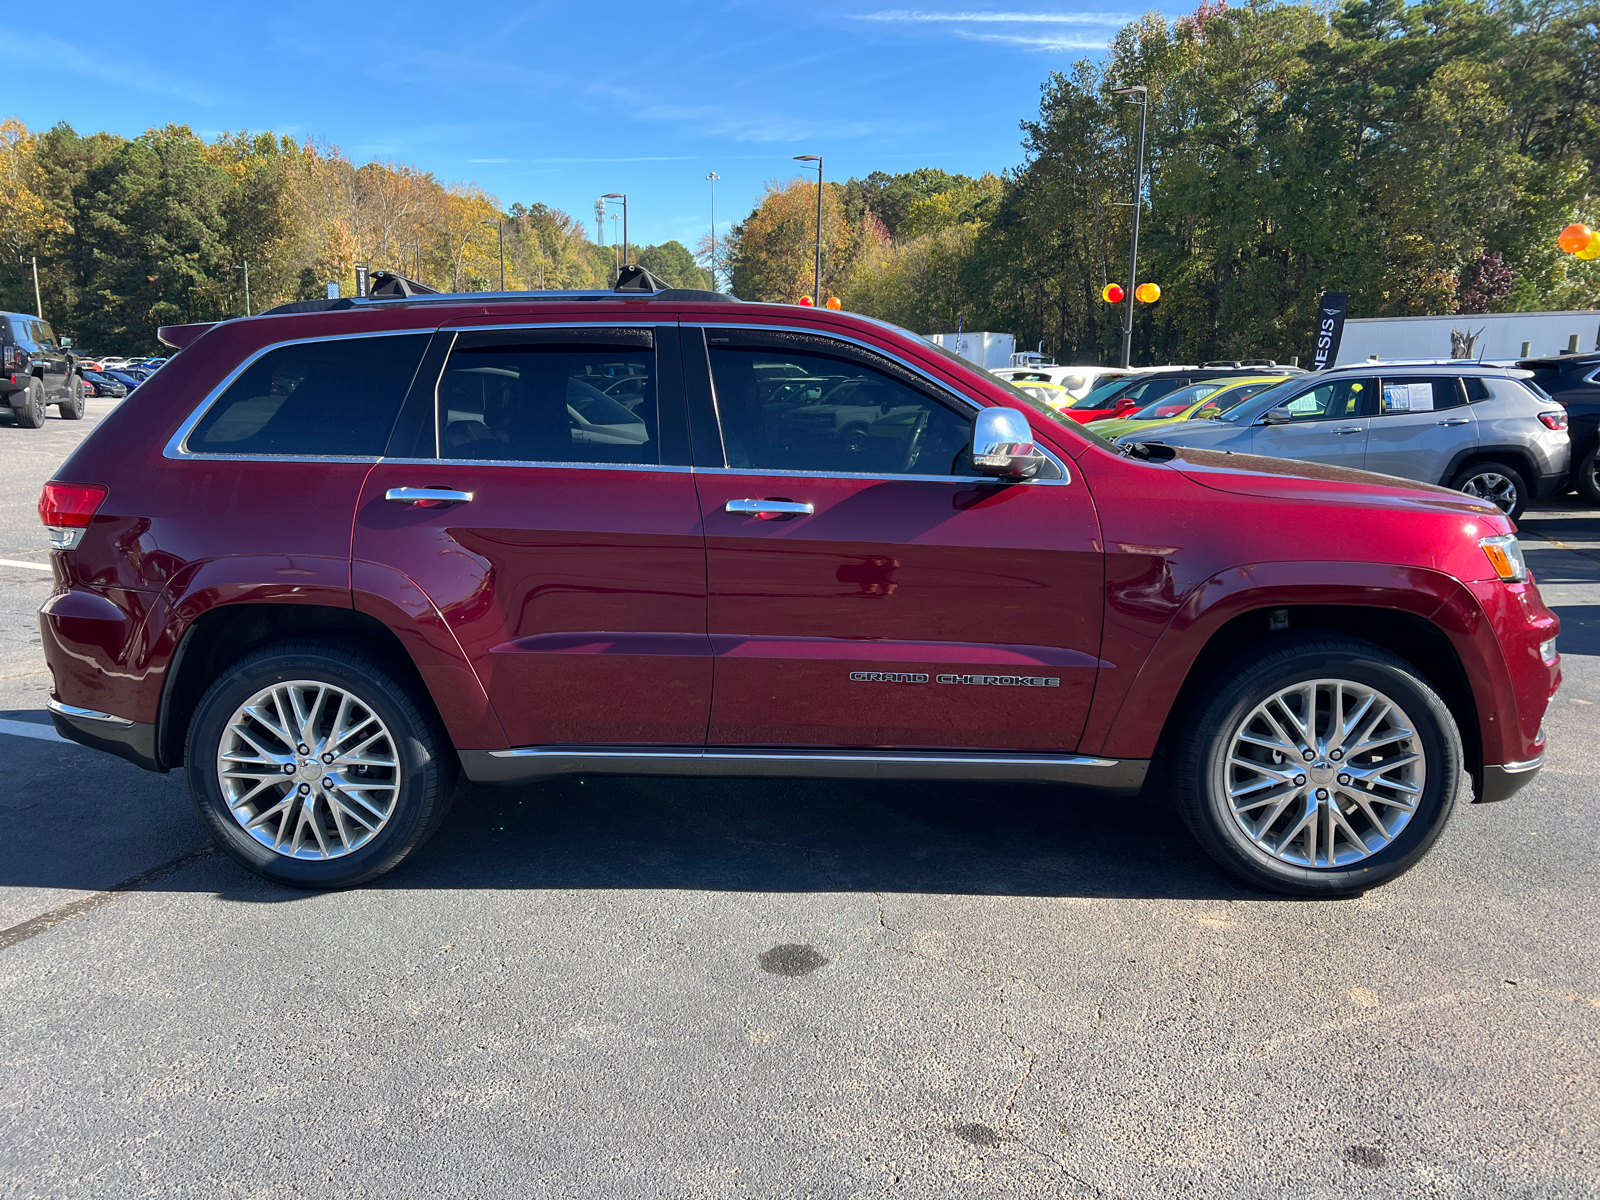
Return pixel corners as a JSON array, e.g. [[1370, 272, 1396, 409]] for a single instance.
[[0, 398, 1596, 1198]]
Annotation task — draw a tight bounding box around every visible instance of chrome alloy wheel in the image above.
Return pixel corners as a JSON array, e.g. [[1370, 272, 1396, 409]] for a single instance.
[[1218, 679, 1426, 868], [216, 680, 400, 859], [1458, 470, 1518, 514]]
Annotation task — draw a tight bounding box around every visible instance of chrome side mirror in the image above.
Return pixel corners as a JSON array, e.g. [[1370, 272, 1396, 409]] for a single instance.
[[972, 407, 1045, 479], [1259, 408, 1292, 426]]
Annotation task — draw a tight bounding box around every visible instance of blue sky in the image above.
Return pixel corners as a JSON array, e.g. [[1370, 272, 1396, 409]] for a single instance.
[[24, 2, 1140, 250]]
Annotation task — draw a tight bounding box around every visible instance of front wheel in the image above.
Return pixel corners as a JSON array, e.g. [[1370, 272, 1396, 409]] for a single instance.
[[185, 640, 457, 889], [59, 374, 85, 420], [1173, 635, 1462, 897], [1452, 460, 1527, 521]]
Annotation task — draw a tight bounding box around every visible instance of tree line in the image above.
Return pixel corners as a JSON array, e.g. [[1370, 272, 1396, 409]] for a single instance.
[[0, 121, 708, 352], [728, 0, 1600, 364]]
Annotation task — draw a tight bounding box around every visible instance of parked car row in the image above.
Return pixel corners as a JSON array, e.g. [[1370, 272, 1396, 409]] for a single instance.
[[2, 307, 169, 427], [999, 355, 1585, 520]]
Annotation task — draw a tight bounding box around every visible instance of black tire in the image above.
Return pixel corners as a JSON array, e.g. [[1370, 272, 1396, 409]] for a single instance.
[[1172, 634, 1463, 897], [185, 639, 458, 889], [1451, 459, 1528, 521], [1575, 445, 1600, 506], [15, 377, 46, 429], [59, 374, 85, 420]]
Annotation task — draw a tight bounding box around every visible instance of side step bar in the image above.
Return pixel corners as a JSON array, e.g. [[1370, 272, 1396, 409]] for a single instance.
[[459, 745, 1149, 794]]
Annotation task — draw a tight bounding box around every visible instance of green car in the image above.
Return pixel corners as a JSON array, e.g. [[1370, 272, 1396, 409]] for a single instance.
[[1086, 376, 1282, 440]]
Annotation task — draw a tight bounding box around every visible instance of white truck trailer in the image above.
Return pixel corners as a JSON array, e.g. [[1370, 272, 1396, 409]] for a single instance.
[[925, 331, 1016, 370], [1334, 310, 1600, 364]]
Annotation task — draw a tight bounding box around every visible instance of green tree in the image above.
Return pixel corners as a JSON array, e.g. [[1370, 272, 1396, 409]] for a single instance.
[[637, 239, 711, 288]]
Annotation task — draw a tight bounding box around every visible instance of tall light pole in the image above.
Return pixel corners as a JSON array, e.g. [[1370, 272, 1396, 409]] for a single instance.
[[236, 260, 251, 315], [794, 155, 822, 304], [601, 193, 628, 272], [705, 171, 721, 290], [31, 256, 42, 318], [1111, 85, 1148, 370]]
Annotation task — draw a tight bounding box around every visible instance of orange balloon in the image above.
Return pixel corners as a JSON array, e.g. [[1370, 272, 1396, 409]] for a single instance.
[[1135, 282, 1162, 303], [825, 296, 842, 310], [1559, 223, 1593, 254]]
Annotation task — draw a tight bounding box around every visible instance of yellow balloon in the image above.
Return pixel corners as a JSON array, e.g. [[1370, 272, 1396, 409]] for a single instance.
[[1579, 235, 1600, 261], [1135, 282, 1162, 303]]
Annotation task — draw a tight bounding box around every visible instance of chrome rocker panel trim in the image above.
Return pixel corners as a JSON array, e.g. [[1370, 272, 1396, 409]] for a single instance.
[[460, 745, 1148, 793]]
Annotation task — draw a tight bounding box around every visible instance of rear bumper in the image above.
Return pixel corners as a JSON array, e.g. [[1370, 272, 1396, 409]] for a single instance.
[[46, 698, 164, 773], [1534, 467, 1569, 499], [1475, 754, 1543, 803]]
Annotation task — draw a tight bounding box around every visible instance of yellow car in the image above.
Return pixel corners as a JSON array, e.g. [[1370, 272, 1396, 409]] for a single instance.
[[1009, 380, 1073, 411], [1085, 376, 1284, 439]]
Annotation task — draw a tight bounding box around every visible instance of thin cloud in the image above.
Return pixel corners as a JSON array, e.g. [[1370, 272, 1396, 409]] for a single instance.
[[956, 30, 1110, 48], [853, 9, 1133, 25]]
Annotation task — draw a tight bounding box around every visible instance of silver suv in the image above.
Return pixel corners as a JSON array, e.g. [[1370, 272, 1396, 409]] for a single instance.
[[1114, 362, 1570, 519]]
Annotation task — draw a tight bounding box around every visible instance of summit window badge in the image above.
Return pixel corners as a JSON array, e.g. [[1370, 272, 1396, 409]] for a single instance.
[[848, 671, 1060, 687]]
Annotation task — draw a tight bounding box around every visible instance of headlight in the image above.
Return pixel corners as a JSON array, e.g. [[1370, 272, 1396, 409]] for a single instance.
[[1479, 534, 1527, 582]]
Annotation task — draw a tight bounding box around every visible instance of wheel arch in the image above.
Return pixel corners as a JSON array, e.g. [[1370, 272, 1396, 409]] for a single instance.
[[159, 603, 436, 770], [1440, 444, 1538, 489]]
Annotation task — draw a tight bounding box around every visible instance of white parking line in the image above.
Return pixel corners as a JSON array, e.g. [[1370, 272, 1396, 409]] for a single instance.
[[0, 558, 50, 572], [0, 718, 67, 743]]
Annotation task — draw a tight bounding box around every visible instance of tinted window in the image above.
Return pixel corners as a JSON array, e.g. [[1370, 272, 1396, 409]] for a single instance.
[[189, 334, 428, 456], [1463, 377, 1492, 402], [707, 332, 972, 476], [1377, 377, 1463, 413], [1276, 377, 1372, 421], [438, 331, 657, 466]]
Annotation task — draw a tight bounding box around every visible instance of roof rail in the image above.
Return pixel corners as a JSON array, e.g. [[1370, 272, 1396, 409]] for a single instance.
[[369, 271, 440, 298]]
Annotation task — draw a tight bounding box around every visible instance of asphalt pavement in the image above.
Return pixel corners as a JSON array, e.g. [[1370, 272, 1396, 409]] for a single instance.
[[0, 398, 1595, 1199]]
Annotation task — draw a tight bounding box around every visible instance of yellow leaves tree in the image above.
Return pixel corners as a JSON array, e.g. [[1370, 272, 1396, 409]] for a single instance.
[[0, 118, 65, 269], [728, 178, 854, 303]]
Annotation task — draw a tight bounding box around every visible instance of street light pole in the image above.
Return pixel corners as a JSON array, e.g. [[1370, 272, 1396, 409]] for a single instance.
[[1111, 85, 1148, 371], [31, 256, 42, 319], [705, 171, 721, 290], [237, 260, 251, 315], [794, 155, 823, 303], [602, 194, 628, 271]]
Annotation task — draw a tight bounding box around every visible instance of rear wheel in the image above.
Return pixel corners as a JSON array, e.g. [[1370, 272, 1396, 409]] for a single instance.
[[185, 640, 457, 889], [1575, 445, 1600, 506], [15, 377, 46, 429], [59, 374, 85, 420], [1451, 460, 1527, 521], [1173, 635, 1462, 897]]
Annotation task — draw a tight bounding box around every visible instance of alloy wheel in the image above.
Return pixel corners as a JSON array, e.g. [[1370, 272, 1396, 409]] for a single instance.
[[216, 680, 401, 859], [1458, 470, 1518, 514], [1217, 678, 1425, 868]]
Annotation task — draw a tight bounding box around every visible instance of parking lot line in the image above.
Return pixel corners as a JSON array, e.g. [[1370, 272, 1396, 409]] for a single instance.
[[0, 846, 215, 953], [0, 718, 66, 743], [0, 558, 50, 571]]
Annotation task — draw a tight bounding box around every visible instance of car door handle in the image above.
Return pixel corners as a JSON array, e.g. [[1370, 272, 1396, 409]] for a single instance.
[[385, 487, 473, 507], [725, 498, 814, 517], [1332, 426, 1365, 434], [1436, 417, 1470, 426]]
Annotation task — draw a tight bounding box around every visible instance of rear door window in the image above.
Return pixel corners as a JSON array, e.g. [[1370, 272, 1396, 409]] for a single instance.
[[436, 328, 659, 466], [1378, 377, 1464, 412], [188, 334, 429, 456]]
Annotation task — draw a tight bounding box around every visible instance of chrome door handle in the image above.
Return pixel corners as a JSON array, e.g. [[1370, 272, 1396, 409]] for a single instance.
[[385, 487, 473, 506], [725, 498, 814, 517], [1437, 417, 1470, 426], [1332, 426, 1365, 434]]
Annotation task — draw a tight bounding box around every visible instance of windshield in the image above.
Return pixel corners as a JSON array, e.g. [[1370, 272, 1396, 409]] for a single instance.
[[1067, 376, 1140, 409], [1123, 383, 1224, 421]]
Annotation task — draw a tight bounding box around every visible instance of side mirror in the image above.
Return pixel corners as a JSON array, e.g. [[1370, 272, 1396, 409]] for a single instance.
[[972, 407, 1045, 480], [1113, 397, 1141, 413], [1195, 407, 1221, 419], [1259, 409, 1292, 426]]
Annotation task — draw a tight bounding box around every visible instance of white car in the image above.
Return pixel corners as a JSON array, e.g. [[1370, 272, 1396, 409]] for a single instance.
[[991, 364, 1157, 400]]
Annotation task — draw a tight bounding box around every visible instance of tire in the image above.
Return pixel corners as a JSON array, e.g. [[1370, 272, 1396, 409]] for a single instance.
[[1172, 634, 1463, 897], [59, 374, 85, 420], [1451, 459, 1528, 521], [185, 639, 458, 889], [1575, 445, 1600, 506], [15, 377, 46, 429]]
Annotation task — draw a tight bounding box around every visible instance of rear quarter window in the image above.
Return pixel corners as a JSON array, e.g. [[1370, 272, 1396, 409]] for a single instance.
[[187, 334, 429, 456]]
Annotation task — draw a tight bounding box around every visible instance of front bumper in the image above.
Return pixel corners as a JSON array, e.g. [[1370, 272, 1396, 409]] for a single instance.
[[1476, 753, 1544, 803]]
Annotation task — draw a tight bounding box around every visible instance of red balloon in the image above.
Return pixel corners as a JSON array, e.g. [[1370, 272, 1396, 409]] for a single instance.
[[1102, 283, 1125, 304], [799, 295, 814, 307]]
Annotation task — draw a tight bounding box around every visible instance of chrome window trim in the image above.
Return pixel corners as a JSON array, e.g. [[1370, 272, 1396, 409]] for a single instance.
[[162, 328, 433, 461], [1583, 366, 1600, 386], [384, 456, 695, 475], [687, 322, 1069, 485], [438, 320, 674, 334]]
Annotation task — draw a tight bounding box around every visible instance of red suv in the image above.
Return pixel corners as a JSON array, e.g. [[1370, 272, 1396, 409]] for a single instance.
[[36, 274, 1561, 896]]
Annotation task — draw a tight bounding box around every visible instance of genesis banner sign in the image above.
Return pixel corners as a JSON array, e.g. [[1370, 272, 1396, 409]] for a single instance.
[[1312, 292, 1349, 370]]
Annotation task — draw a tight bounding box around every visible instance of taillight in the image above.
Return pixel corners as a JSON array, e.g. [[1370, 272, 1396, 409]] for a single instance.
[[38, 482, 107, 550], [1, 345, 14, 369], [1538, 410, 1568, 430]]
